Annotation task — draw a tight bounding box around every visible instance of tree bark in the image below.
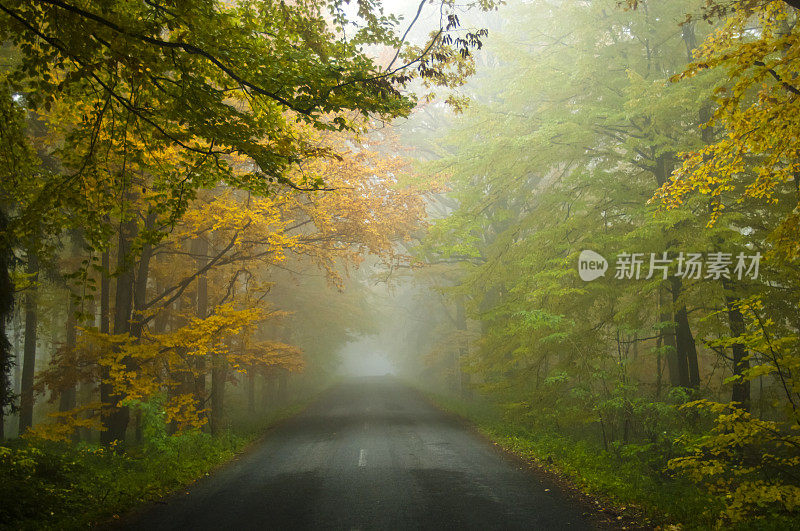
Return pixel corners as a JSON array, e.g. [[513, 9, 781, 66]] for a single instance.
[[3, 308, 21, 440], [0, 208, 14, 440], [210, 347, 227, 435], [670, 277, 700, 388], [653, 157, 697, 389], [18, 252, 38, 434], [722, 280, 750, 410], [58, 295, 77, 413], [100, 250, 110, 335], [193, 237, 209, 420], [100, 218, 137, 444], [680, 305, 701, 388], [130, 211, 157, 339], [659, 286, 680, 387], [104, 210, 155, 444], [199, 234, 228, 434], [14, 308, 21, 395], [167, 287, 191, 435]]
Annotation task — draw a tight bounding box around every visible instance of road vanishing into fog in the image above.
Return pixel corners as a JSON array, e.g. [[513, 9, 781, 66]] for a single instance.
[[122, 377, 597, 530]]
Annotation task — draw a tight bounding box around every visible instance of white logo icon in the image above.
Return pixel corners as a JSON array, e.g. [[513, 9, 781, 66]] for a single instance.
[[578, 250, 608, 281]]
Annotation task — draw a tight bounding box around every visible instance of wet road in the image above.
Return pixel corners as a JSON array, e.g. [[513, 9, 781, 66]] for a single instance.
[[124, 377, 595, 530]]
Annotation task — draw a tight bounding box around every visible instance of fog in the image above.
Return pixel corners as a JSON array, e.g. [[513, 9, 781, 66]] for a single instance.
[[2, 0, 799, 527], [337, 339, 397, 377]]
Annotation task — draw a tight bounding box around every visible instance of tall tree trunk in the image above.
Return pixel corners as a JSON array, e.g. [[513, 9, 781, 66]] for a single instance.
[[682, 305, 701, 388], [668, 278, 690, 388], [659, 286, 680, 387], [210, 349, 227, 435], [131, 212, 155, 439], [723, 280, 750, 410], [670, 277, 700, 388], [653, 157, 696, 388], [655, 335, 663, 398], [727, 301, 750, 408], [193, 237, 209, 414], [92, 249, 110, 443], [18, 252, 38, 434], [100, 218, 136, 445], [14, 308, 22, 395], [130, 211, 156, 339], [4, 307, 21, 440], [120, 210, 156, 443], [197, 233, 226, 434], [168, 290, 191, 435], [100, 250, 110, 335], [0, 208, 14, 439], [58, 295, 77, 413], [74, 295, 96, 442]]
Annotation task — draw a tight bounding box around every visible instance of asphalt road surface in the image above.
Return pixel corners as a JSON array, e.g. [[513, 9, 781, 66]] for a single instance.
[[123, 377, 596, 530]]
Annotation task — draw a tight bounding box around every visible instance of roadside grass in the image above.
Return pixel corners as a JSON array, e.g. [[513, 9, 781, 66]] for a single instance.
[[0, 401, 310, 530], [422, 391, 721, 529], [426, 391, 800, 530]]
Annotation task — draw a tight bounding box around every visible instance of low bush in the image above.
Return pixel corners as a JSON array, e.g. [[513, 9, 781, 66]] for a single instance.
[[0, 397, 309, 530]]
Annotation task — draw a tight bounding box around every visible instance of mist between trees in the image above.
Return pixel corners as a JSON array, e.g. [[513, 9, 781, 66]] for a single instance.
[[2, 0, 800, 528]]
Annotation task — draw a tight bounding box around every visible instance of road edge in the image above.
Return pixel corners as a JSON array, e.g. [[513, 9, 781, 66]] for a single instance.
[[409, 385, 664, 531], [98, 389, 328, 530]]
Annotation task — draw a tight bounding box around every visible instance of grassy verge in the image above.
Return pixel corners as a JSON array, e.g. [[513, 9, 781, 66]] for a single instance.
[[423, 391, 719, 529], [0, 401, 310, 530]]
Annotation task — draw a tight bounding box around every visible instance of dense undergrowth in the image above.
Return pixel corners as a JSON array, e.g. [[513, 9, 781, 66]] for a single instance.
[[426, 391, 800, 531], [0, 401, 307, 530]]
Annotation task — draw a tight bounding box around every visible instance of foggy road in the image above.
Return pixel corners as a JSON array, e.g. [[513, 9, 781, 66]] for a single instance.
[[123, 378, 595, 530]]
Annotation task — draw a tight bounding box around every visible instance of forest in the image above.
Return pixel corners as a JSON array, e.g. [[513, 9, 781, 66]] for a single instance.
[[2, 0, 800, 529]]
